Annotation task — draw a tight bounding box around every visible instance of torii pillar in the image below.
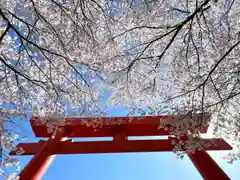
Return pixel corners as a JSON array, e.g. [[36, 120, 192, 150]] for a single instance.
[[10, 114, 232, 180]]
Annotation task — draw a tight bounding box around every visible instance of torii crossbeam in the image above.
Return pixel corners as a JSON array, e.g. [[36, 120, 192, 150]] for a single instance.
[[10, 114, 232, 180]]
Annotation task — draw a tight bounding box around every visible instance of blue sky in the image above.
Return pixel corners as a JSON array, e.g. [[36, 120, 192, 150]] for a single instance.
[[2, 1, 240, 179], [2, 106, 239, 180]]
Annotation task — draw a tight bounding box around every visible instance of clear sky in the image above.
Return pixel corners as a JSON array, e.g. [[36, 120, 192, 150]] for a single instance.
[[3, 106, 240, 180], [2, 1, 239, 179]]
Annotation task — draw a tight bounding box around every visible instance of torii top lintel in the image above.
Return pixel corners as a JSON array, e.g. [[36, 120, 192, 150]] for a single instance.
[[30, 113, 210, 138]]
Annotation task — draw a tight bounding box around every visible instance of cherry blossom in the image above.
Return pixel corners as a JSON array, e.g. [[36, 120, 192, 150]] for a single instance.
[[1, 0, 240, 177]]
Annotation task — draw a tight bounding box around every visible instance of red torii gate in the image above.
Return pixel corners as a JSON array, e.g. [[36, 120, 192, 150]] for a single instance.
[[10, 114, 232, 180]]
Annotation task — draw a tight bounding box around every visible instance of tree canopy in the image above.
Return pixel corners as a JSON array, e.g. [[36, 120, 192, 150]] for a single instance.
[[1, 0, 240, 178]]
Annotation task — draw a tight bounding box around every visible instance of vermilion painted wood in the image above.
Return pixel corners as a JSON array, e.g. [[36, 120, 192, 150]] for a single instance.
[[11, 113, 232, 180], [188, 150, 231, 180], [18, 130, 67, 180], [30, 114, 210, 137], [10, 138, 232, 155]]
